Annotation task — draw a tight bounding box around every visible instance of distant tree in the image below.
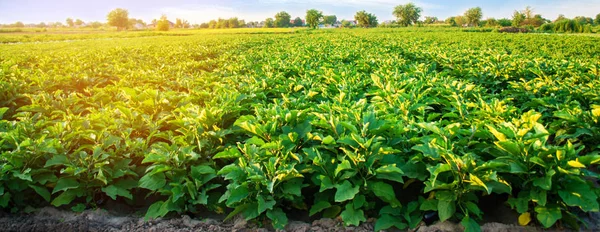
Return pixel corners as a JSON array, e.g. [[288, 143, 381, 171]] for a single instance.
[[200, 23, 209, 28], [574, 16, 593, 25], [274, 11, 291, 27], [37, 22, 47, 28], [464, 7, 483, 27], [208, 20, 217, 29], [89, 21, 103, 28], [264, 18, 274, 28], [522, 14, 546, 27], [354, 10, 378, 28], [306, 9, 324, 29], [323, 15, 337, 25], [293, 17, 303, 27], [151, 19, 157, 25], [596, 14, 600, 25], [136, 19, 146, 26], [157, 15, 170, 31], [175, 18, 183, 28], [554, 14, 566, 23], [128, 18, 137, 29], [512, 10, 525, 27], [341, 20, 354, 28], [74, 19, 84, 26], [523, 6, 534, 19], [14, 21, 25, 28], [485, 18, 498, 27], [454, 16, 467, 27], [497, 18, 512, 27], [54, 22, 64, 27], [393, 3, 422, 26], [445, 16, 457, 26], [66, 18, 74, 27], [424, 16, 438, 24], [107, 8, 129, 30], [228, 18, 239, 28]]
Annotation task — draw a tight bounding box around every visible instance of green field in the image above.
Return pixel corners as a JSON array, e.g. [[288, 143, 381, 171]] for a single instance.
[[1, 28, 600, 231]]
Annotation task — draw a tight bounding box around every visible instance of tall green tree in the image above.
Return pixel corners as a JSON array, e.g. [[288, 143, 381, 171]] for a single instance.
[[293, 17, 303, 27], [274, 11, 291, 28], [74, 19, 84, 26], [424, 16, 438, 24], [354, 10, 378, 28], [264, 18, 274, 28], [464, 7, 483, 27], [512, 10, 525, 27], [596, 13, 600, 25], [228, 17, 240, 28], [554, 14, 566, 23], [306, 9, 324, 29], [323, 15, 337, 25], [393, 3, 422, 26], [66, 18, 74, 27], [107, 8, 129, 30], [157, 15, 170, 31]]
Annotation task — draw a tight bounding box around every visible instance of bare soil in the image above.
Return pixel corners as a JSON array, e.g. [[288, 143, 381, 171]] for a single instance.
[[0, 206, 597, 232]]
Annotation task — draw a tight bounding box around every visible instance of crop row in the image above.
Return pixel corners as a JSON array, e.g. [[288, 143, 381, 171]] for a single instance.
[[1, 30, 600, 231]]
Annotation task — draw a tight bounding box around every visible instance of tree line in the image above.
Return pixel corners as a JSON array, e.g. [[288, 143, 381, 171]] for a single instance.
[[3, 5, 599, 33]]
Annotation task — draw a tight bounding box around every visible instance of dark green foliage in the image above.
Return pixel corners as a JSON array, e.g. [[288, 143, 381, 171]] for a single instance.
[[1, 29, 600, 230]]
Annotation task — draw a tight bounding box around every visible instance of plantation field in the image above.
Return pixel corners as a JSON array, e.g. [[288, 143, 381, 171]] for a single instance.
[[1, 29, 600, 231]]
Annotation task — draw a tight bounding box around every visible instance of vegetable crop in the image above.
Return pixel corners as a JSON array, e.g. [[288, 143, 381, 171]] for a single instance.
[[1, 29, 600, 231]]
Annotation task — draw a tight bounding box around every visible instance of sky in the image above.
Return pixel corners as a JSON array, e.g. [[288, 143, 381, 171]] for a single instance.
[[0, 0, 598, 24]]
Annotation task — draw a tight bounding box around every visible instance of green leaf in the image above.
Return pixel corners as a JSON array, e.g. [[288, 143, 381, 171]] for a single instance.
[[323, 205, 342, 218], [469, 174, 489, 194], [496, 141, 520, 156], [258, 196, 276, 214], [52, 178, 79, 194], [375, 214, 408, 231], [282, 179, 303, 196], [353, 194, 367, 209], [438, 200, 456, 222], [102, 184, 132, 200], [213, 147, 241, 159], [310, 201, 332, 216], [335, 180, 359, 202], [0, 107, 8, 118], [318, 175, 335, 192], [335, 160, 352, 177], [29, 185, 51, 202], [535, 205, 562, 228], [532, 169, 555, 191], [145, 201, 170, 220], [267, 207, 288, 230], [420, 199, 438, 211], [191, 165, 216, 178], [322, 135, 336, 145], [44, 155, 69, 167], [243, 202, 260, 220], [461, 215, 481, 232], [530, 189, 547, 206], [71, 203, 86, 212], [375, 165, 405, 183], [558, 181, 599, 212], [139, 172, 166, 191], [486, 125, 507, 141], [227, 185, 249, 206], [371, 182, 401, 207], [51, 189, 78, 207], [340, 203, 366, 227], [0, 192, 10, 208]]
